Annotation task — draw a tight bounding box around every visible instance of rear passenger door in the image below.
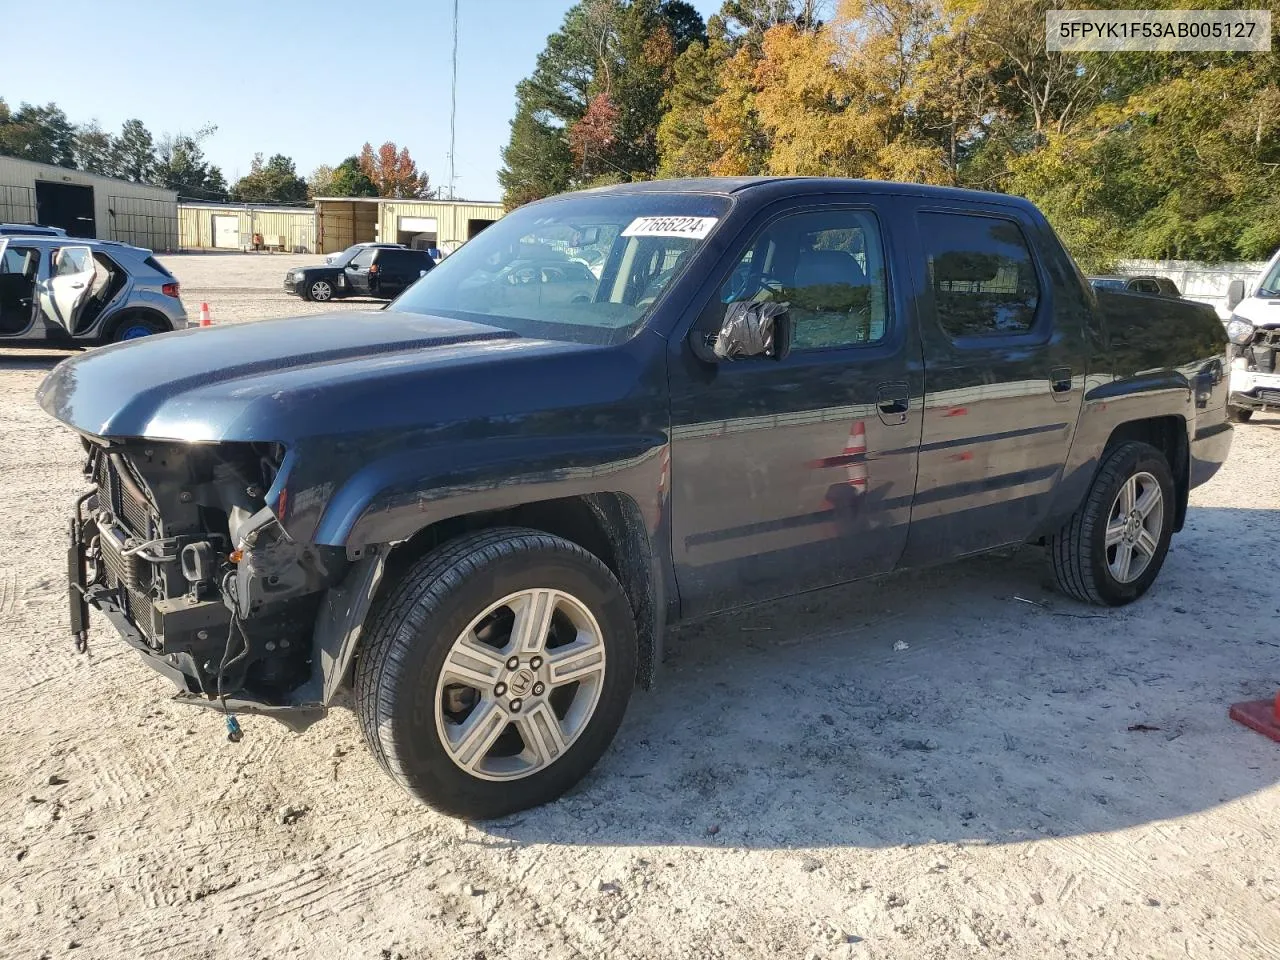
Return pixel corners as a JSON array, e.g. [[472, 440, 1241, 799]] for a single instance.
[[898, 203, 1088, 566], [40, 245, 96, 332]]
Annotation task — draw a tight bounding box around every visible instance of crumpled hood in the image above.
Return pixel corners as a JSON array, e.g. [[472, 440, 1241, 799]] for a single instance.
[[36, 309, 587, 442], [1230, 295, 1280, 328]]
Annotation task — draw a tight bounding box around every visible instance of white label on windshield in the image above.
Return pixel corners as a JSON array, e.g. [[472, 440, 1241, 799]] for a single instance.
[[622, 216, 718, 240]]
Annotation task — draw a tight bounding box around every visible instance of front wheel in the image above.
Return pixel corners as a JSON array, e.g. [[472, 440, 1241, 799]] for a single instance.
[[355, 528, 637, 819], [1048, 441, 1176, 606], [1229, 407, 1253, 423], [305, 279, 334, 302]]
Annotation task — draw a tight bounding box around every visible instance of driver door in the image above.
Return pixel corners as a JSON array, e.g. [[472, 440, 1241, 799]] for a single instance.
[[39, 245, 96, 332], [344, 247, 376, 295], [667, 199, 925, 616]]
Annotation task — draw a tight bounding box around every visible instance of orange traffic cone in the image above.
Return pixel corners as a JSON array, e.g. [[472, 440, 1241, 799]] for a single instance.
[[199, 302, 212, 327]]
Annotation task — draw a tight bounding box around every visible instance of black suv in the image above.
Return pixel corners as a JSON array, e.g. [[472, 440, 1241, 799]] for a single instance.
[[285, 244, 435, 302]]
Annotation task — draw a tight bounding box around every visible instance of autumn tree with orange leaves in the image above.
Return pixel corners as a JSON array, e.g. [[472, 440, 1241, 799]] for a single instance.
[[357, 141, 435, 199]]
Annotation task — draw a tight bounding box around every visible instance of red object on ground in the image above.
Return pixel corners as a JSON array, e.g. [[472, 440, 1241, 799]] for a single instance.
[[199, 302, 212, 327], [1229, 691, 1280, 743]]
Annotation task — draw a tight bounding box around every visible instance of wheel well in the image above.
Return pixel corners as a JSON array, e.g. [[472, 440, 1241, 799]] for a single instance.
[[1104, 416, 1189, 531], [101, 308, 172, 342], [382, 493, 660, 688]]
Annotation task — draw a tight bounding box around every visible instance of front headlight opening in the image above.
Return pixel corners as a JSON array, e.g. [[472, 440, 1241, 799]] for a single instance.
[[1226, 316, 1255, 344]]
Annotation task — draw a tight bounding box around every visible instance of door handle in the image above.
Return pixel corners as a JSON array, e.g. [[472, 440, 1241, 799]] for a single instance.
[[1050, 366, 1072, 396], [70, 282, 86, 289], [876, 382, 910, 425]]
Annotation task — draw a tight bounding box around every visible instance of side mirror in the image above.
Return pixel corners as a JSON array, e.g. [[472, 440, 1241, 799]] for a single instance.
[[693, 300, 792, 362], [1226, 279, 1246, 311]]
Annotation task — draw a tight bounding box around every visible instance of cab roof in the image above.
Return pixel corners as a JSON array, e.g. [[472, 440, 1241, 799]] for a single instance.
[[576, 175, 1037, 211]]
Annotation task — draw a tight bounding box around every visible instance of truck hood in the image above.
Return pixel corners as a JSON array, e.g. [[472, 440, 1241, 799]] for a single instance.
[[1230, 295, 1280, 328], [37, 309, 592, 442]]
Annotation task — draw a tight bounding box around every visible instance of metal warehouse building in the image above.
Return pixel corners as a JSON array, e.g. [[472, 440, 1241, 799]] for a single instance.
[[0, 156, 178, 250], [178, 203, 317, 252], [315, 197, 503, 255]]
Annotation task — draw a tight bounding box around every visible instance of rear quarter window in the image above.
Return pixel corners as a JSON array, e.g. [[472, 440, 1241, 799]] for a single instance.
[[143, 256, 174, 278]]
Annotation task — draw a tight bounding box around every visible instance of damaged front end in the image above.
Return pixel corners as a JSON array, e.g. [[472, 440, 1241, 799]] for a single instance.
[[69, 437, 352, 730], [1226, 319, 1280, 414]]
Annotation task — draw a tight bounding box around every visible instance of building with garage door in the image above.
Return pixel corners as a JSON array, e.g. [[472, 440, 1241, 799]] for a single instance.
[[0, 156, 178, 250], [315, 197, 503, 255], [178, 202, 317, 252]]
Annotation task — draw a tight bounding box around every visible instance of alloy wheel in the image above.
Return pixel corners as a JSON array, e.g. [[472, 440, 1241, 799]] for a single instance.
[[1105, 471, 1164, 583], [434, 588, 607, 781]]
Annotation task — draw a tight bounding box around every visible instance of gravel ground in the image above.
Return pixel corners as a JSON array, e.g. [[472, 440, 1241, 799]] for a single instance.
[[1, 253, 1278, 960]]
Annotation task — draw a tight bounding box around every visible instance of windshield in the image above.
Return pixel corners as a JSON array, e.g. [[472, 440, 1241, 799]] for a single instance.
[[331, 245, 373, 267], [391, 193, 730, 345], [1257, 256, 1280, 297]]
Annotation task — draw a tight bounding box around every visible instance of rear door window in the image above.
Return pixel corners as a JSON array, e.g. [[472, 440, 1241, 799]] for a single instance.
[[54, 246, 93, 277], [918, 212, 1041, 338]]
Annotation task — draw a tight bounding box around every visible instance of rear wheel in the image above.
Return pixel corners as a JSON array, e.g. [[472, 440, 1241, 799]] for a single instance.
[[1229, 407, 1253, 423], [1048, 441, 1175, 606], [306, 279, 334, 302], [355, 528, 637, 819], [110, 313, 168, 342]]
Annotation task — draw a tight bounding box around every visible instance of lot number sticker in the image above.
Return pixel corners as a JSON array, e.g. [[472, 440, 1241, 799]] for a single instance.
[[622, 216, 719, 240]]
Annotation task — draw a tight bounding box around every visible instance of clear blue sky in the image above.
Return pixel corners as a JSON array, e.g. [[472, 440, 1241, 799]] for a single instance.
[[0, 0, 723, 201]]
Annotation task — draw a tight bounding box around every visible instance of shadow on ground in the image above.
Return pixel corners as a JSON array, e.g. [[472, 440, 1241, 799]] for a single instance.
[[482, 505, 1280, 850], [0, 351, 72, 371]]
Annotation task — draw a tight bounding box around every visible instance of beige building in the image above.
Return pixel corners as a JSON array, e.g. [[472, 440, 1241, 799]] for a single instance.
[[315, 197, 504, 255], [178, 202, 317, 252], [0, 155, 178, 251], [177, 197, 506, 256]]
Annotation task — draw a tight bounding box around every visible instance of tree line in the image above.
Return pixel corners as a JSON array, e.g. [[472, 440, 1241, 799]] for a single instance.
[[0, 99, 436, 205], [500, 0, 1280, 268]]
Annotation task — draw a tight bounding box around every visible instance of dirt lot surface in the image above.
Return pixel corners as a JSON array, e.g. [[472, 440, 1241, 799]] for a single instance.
[[1, 253, 1278, 960]]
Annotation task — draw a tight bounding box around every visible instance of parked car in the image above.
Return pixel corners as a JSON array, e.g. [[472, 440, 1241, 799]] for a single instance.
[[1088, 275, 1182, 298], [286, 244, 432, 302], [1222, 248, 1280, 422], [0, 236, 186, 346], [0, 222, 68, 237], [40, 178, 1231, 819]]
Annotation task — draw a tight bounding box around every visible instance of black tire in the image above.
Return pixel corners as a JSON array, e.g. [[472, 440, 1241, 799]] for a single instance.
[[109, 312, 168, 343], [1048, 441, 1176, 606], [1229, 407, 1253, 423], [305, 278, 334, 302], [355, 527, 637, 819]]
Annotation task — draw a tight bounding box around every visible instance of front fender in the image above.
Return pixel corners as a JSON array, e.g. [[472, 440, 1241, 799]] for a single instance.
[[312, 433, 666, 548]]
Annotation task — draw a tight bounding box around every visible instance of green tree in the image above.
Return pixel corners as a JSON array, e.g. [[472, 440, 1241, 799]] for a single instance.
[[327, 155, 378, 197], [155, 128, 228, 201], [73, 121, 117, 177], [657, 34, 732, 177], [113, 119, 157, 183], [500, 0, 704, 206], [0, 100, 77, 166], [231, 152, 309, 203]]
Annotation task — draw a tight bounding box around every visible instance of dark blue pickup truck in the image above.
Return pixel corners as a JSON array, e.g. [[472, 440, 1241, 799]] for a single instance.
[[38, 178, 1231, 818]]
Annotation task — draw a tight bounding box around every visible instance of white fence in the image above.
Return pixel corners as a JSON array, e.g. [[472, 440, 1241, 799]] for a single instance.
[[1114, 258, 1267, 317]]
